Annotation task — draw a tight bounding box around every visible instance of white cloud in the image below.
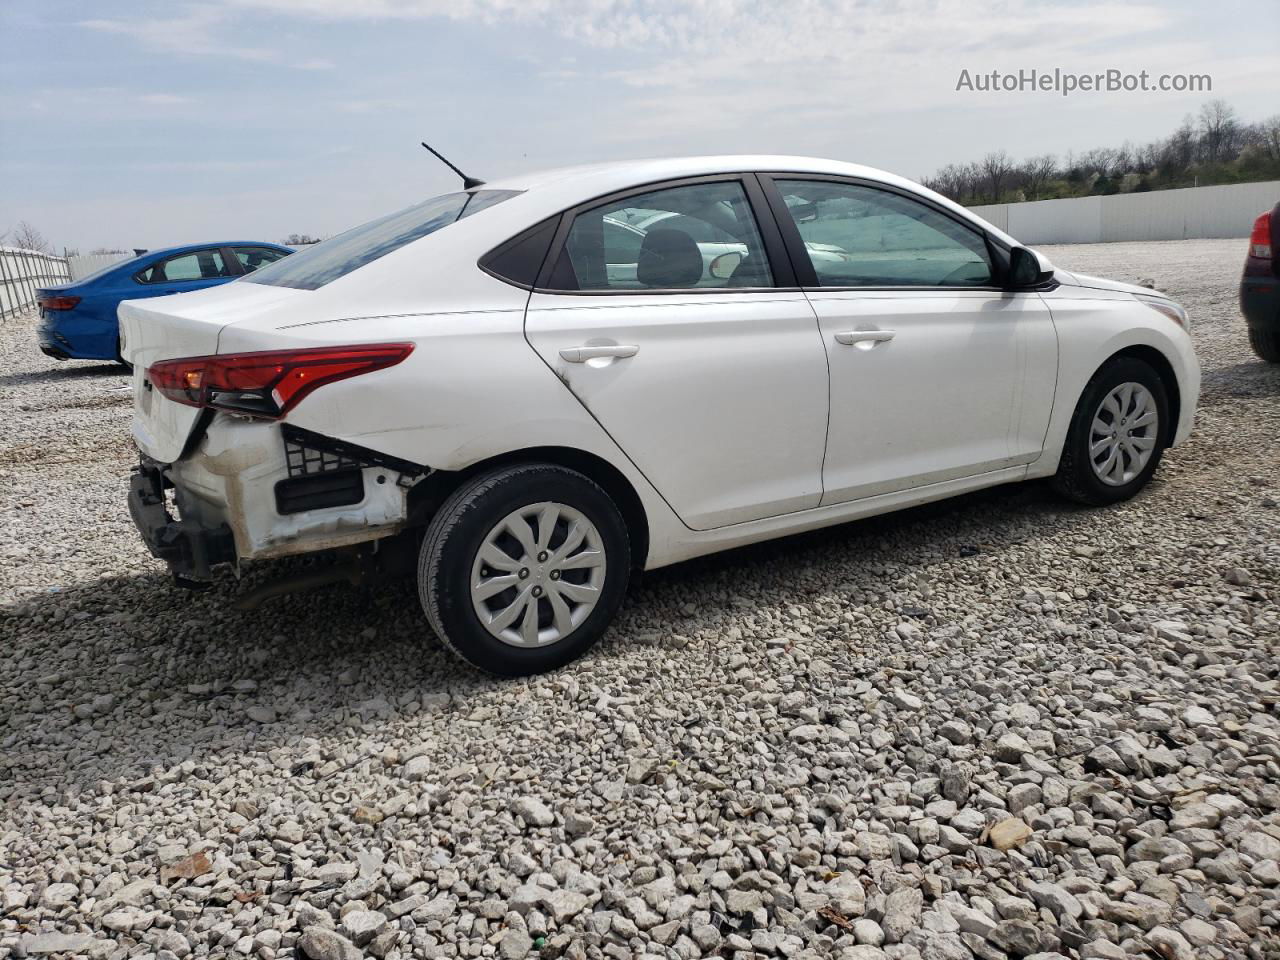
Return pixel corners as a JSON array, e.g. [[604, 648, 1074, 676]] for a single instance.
[[209, 0, 1212, 134], [78, 9, 278, 62]]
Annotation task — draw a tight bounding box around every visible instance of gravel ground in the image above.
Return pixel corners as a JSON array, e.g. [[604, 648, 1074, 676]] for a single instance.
[[1, 238, 1277, 960]]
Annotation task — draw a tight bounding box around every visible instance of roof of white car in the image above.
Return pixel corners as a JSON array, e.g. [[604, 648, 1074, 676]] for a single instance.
[[483, 155, 902, 194], [478, 155, 1016, 248]]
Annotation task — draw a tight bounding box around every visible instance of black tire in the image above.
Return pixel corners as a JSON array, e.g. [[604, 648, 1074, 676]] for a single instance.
[[418, 463, 630, 676], [115, 339, 133, 372], [1249, 326, 1280, 363], [1052, 356, 1170, 506]]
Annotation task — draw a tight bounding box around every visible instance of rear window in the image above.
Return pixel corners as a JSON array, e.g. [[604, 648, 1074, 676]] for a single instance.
[[246, 189, 520, 290]]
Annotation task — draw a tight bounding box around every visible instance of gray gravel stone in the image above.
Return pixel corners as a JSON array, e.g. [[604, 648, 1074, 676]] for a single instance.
[[298, 928, 363, 960]]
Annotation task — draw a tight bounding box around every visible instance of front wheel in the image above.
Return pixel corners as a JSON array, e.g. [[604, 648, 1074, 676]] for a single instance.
[[1052, 357, 1170, 506], [418, 463, 631, 676]]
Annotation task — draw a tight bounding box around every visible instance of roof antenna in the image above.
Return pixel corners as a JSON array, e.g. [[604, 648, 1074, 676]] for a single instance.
[[420, 141, 485, 190]]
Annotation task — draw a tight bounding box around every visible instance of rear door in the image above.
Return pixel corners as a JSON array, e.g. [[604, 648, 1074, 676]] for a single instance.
[[524, 175, 830, 530], [762, 175, 1057, 504]]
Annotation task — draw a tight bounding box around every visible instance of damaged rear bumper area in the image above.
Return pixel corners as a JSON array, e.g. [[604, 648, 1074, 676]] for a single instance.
[[129, 461, 236, 586], [128, 420, 429, 587]]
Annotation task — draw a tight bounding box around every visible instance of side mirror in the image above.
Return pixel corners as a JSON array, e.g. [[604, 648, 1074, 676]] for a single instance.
[[709, 252, 742, 280], [1007, 245, 1053, 289]]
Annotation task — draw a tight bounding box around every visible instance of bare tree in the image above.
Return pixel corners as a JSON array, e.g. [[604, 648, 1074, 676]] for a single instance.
[[1113, 141, 1136, 174], [1134, 141, 1161, 175], [1078, 147, 1121, 178], [1161, 117, 1197, 173], [923, 163, 967, 201], [979, 151, 1014, 202], [1259, 114, 1280, 162], [1198, 99, 1239, 165], [1020, 154, 1058, 200], [12, 221, 50, 253], [284, 233, 320, 246]]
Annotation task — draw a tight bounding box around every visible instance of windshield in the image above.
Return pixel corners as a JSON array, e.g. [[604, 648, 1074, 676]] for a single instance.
[[245, 189, 520, 290]]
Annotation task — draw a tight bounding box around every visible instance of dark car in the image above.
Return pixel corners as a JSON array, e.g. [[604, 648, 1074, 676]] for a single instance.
[[1241, 202, 1280, 363], [37, 241, 293, 364]]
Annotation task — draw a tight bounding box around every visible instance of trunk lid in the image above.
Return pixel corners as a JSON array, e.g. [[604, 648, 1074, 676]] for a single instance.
[[121, 281, 305, 462]]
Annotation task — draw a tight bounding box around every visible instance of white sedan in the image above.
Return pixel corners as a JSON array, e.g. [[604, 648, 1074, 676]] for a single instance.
[[122, 155, 1199, 675]]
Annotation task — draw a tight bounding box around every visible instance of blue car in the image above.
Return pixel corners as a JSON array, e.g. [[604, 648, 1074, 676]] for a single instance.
[[37, 241, 293, 364]]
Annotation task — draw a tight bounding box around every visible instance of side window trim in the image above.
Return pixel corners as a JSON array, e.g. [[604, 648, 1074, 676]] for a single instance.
[[222, 246, 248, 277], [478, 216, 563, 291], [757, 173, 1006, 291], [744, 172, 802, 289], [532, 173, 796, 294]]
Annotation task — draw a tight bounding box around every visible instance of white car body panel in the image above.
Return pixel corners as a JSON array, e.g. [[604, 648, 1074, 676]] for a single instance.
[[1033, 278, 1199, 463], [807, 288, 1057, 503], [120, 154, 1199, 576], [525, 290, 828, 529]]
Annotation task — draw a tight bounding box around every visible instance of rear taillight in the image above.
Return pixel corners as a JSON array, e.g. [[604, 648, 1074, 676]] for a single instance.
[[38, 295, 81, 311], [147, 343, 413, 419], [1250, 210, 1272, 259]]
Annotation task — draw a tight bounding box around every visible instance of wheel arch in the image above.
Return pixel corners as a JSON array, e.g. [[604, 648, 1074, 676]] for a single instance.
[[407, 445, 650, 570], [1102, 343, 1181, 436]]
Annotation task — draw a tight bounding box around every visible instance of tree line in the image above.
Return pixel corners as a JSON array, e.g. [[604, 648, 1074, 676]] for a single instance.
[[921, 100, 1280, 205], [0, 223, 322, 257]]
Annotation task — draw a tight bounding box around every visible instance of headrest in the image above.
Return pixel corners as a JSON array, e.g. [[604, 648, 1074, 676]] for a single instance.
[[637, 228, 703, 288]]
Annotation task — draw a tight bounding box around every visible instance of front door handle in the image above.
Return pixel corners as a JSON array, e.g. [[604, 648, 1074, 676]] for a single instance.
[[834, 330, 896, 345], [559, 344, 640, 363]]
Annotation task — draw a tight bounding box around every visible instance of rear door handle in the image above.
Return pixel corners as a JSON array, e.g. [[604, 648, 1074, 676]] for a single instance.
[[834, 330, 896, 345], [559, 344, 639, 363]]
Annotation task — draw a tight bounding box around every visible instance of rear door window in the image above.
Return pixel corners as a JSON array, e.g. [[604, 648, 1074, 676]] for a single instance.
[[136, 249, 231, 284], [550, 180, 774, 291], [246, 189, 520, 290]]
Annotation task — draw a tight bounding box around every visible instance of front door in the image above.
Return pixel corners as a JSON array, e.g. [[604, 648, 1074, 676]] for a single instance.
[[765, 176, 1058, 504]]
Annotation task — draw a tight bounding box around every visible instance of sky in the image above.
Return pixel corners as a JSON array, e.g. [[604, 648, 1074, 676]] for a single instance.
[[1, 0, 1276, 252]]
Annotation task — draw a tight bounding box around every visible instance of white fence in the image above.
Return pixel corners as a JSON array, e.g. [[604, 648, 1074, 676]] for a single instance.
[[68, 252, 133, 281], [0, 247, 71, 320], [970, 180, 1280, 244]]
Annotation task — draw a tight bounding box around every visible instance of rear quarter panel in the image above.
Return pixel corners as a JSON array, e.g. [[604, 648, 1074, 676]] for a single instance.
[[218, 303, 686, 565], [230, 306, 650, 475]]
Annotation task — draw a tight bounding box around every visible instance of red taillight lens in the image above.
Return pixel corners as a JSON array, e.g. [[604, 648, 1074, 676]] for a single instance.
[[1250, 211, 1272, 258], [147, 343, 413, 419], [39, 295, 81, 311]]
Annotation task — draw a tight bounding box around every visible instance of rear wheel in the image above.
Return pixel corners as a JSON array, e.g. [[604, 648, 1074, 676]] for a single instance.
[[418, 463, 630, 676], [1249, 326, 1280, 363], [1052, 357, 1170, 506]]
